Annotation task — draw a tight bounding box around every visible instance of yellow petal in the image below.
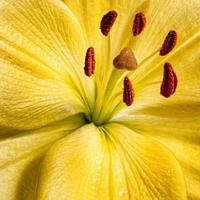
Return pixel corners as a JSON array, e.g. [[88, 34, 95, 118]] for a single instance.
[[0, 0, 87, 78], [118, 114, 200, 200], [114, 32, 200, 199], [63, 0, 200, 77], [105, 123, 187, 200], [0, 0, 97, 129], [0, 59, 84, 129], [126, 0, 200, 62], [130, 0, 200, 88], [37, 123, 106, 200], [63, 0, 144, 55], [37, 123, 186, 200], [0, 114, 85, 200]]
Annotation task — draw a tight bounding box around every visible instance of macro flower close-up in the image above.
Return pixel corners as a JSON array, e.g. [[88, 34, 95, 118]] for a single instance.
[[0, 0, 200, 199]]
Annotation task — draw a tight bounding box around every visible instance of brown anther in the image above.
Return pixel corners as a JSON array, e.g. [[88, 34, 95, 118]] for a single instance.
[[160, 62, 177, 98], [132, 12, 146, 36], [100, 10, 118, 36], [113, 48, 138, 71], [160, 31, 177, 56], [84, 47, 95, 77], [123, 76, 134, 106]]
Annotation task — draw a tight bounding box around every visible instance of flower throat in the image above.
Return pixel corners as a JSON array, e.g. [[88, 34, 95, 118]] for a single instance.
[[83, 9, 178, 125]]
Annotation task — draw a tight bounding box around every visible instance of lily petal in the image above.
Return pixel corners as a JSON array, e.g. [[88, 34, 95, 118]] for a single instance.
[[0, 59, 84, 129], [0, 0, 93, 129], [63, 0, 144, 52], [63, 0, 199, 67], [114, 32, 200, 199], [0, 114, 85, 200], [63, 0, 152, 83], [0, 0, 87, 77], [127, 0, 200, 63], [37, 124, 106, 200], [63, 0, 111, 83], [37, 123, 186, 200]]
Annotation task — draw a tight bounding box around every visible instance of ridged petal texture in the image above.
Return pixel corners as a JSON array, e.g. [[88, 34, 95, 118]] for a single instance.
[[0, 0, 87, 130], [0, 114, 86, 199], [37, 124, 186, 200], [0, 0, 199, 199]]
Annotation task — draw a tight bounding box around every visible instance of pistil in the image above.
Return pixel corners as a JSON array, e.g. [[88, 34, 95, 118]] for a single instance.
[[113, 48, 138, 70]]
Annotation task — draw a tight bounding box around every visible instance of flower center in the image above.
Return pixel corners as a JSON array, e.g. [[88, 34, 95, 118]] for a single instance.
[[82, 10, 178, 126]]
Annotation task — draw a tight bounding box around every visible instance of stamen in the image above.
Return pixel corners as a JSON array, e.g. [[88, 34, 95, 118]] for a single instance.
[[132, 12, 146, 36], [113, 48, 138, 70], [100, 10, 118, 36], [84, 47, 95, 77], [160, 31, 177, 56], [123, 76, 134, 106], [160, 62, 177, 98]]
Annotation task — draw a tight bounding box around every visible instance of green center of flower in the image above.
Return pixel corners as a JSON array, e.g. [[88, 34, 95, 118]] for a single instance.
[[82, 10, 178, 126]]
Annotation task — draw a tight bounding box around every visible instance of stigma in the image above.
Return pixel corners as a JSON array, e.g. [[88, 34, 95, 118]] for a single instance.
[[113, 48, 138, 71]]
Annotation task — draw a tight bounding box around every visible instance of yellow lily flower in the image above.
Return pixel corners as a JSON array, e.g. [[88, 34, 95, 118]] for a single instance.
[[0, 0, 199, 199]]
